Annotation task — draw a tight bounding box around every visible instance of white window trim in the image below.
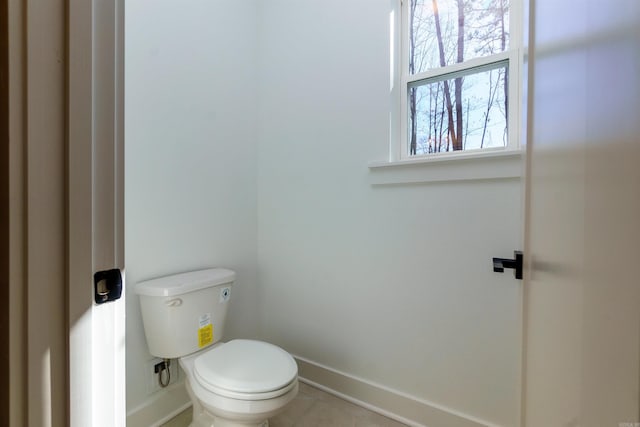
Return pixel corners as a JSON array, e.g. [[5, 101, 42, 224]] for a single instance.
[[386, 0, 524, 165], [369, 148, 522, 185]]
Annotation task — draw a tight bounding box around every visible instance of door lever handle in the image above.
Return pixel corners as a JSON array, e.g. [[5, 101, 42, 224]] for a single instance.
[[493, 251, 523, 280]]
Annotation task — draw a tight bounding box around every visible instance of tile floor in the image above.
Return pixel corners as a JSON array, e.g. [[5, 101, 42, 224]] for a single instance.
[[162, 382, 408, 427]]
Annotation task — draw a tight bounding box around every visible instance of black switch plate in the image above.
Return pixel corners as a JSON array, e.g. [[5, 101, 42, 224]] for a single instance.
[[94, 268, 123, 304]]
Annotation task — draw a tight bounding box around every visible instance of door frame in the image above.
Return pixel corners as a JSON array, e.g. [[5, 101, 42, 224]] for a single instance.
[[6, 0, 125, 425], [68, 0, 126, 425]]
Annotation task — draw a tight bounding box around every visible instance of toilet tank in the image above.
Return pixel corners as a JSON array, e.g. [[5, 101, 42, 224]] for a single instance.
[[135, 268, 235, 358]]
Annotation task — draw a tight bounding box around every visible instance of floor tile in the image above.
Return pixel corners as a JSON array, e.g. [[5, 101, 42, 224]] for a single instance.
[[161, 382, 408, 427]]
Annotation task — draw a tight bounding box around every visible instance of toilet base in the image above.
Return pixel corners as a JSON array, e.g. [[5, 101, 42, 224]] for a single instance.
[[189, 414, 269, 427], [189, 399, 270, 427], [185, 375, 295, 427]]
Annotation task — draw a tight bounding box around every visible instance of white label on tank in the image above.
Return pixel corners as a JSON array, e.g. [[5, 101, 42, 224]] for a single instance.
[[199, 313, 211, 328], [219, 287, 231, 303]]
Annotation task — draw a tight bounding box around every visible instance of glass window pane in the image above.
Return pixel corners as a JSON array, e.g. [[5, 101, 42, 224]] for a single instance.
[[409, 0, 509, 74], [408, 65, 508, 155]]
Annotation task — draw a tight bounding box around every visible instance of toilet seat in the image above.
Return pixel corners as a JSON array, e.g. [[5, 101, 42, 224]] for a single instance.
[[193, 339, 298, 401]]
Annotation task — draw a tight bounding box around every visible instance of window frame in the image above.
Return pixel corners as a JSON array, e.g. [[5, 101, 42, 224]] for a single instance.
[[391, 0, 523, 162]]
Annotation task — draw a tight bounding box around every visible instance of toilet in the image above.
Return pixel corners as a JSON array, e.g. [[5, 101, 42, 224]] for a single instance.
[[135, 268, 298, 427]]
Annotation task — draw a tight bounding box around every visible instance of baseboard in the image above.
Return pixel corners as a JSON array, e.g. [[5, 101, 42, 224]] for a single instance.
[[126, 355, 498, 427], [126, 380, 191, 427], [294, 356, 499, 427]]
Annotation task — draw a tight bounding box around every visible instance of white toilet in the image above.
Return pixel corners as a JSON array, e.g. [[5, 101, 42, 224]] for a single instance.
[[135, 268, 298, 427]]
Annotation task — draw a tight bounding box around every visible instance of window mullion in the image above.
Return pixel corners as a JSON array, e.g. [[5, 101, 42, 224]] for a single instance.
[[400, 73, 409, 160], [407, 51, 511, 85], [507, 48, 520, 151], [398, 0, 409, 160]]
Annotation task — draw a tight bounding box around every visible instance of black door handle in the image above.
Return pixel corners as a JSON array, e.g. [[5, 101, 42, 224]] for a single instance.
[[493, 251, 523, 280]]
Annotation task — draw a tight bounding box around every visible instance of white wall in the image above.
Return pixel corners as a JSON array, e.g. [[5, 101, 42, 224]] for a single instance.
[[125, 0, 259, 417], [256, 1, 523, 426]]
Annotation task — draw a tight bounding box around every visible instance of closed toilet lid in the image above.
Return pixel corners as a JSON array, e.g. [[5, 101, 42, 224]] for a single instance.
[[194, 339, 297, 395]]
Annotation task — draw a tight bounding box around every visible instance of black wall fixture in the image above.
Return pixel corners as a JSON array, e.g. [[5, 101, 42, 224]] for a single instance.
[[493, 251, 523, 280]]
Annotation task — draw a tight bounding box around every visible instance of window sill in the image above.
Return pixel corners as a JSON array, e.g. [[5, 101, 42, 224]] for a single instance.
[[368, 149, 523, 185]]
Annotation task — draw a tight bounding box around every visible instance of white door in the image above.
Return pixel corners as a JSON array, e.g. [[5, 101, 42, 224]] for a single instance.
[[523, 0, 640, 425], [68, 0, 126, 425]]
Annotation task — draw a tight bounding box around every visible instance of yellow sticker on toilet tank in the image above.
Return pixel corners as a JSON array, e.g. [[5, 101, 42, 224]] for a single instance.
[[198, 324, 213, 348]]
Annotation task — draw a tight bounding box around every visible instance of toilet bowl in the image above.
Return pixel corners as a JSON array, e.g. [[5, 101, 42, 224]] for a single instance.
[[135, 269, 298, 427], [180, 339, 298, 427]]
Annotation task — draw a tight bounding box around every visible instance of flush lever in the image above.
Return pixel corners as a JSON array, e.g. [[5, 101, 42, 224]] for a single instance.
[[492, 251, 523, 280]]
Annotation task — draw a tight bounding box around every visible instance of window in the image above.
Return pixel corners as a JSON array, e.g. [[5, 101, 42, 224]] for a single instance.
[[395, 0, 520, 159]]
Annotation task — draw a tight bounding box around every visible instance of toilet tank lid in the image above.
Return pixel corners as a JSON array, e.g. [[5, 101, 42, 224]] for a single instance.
[[135, 268, 235, 297]]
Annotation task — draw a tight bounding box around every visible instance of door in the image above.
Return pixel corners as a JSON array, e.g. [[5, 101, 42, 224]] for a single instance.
[[523, 0, 640, 425], [68, 0, 126, 425]]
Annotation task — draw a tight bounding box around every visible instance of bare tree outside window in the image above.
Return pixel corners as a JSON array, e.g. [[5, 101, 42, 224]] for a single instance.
[[407, 0, 510, 155]]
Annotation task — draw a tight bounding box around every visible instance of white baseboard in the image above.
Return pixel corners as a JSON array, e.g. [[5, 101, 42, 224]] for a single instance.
[[126, 380, 191, 427], [294, 356, 499, 427], [125, 356, 499, 427]]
